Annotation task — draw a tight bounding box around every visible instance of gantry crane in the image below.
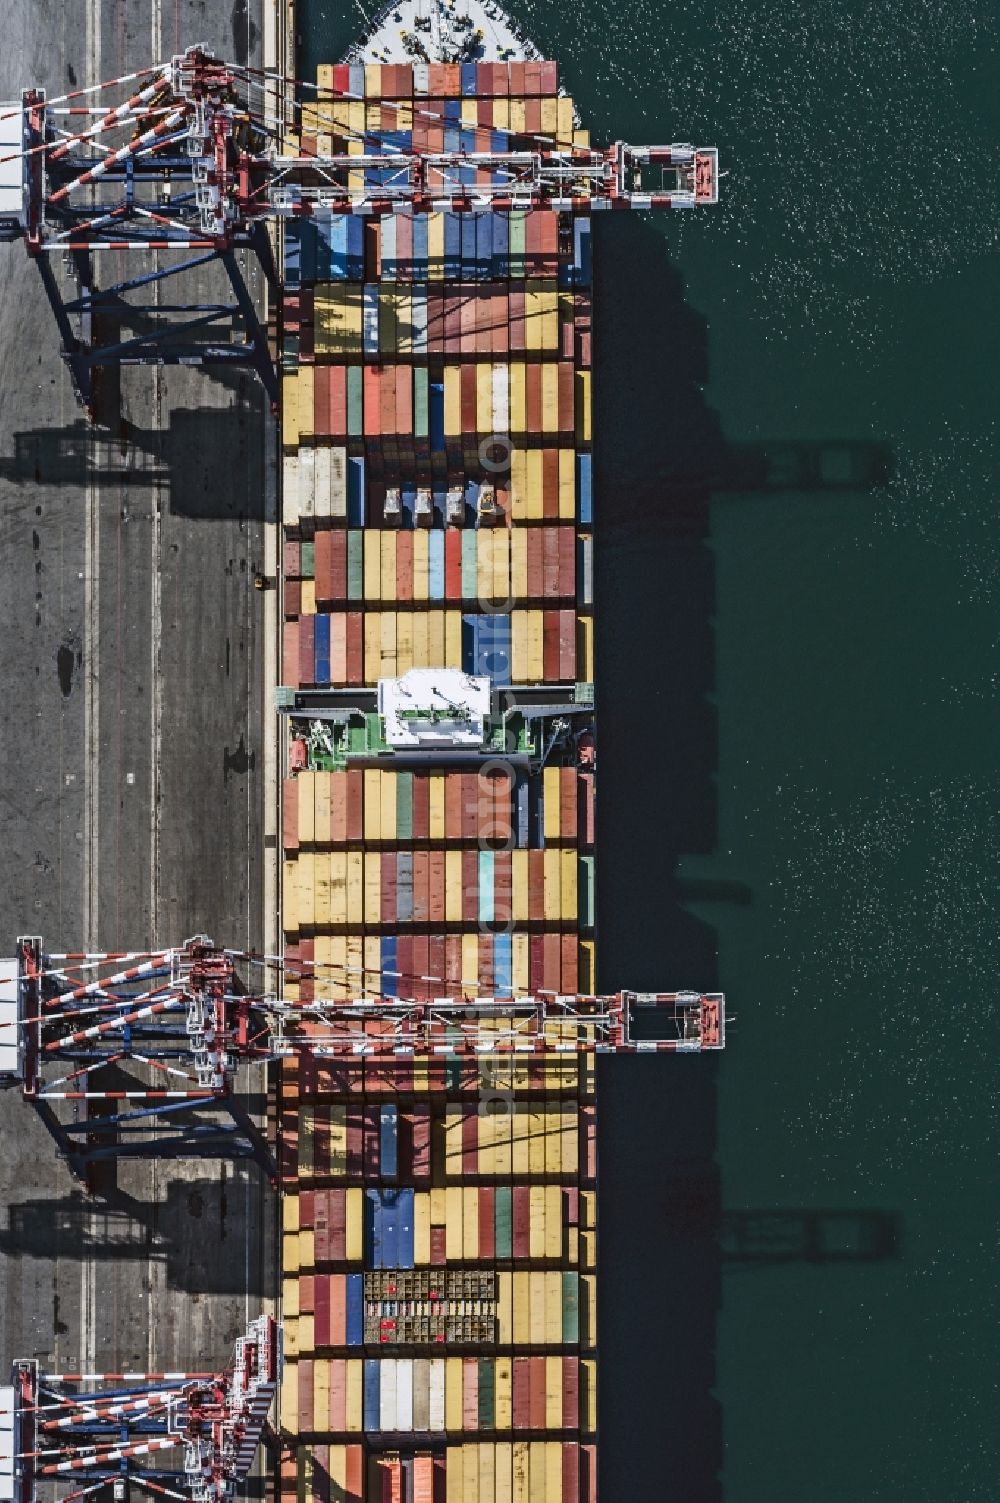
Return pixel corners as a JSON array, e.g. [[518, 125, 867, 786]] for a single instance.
[[0, 45, 719, 410], [0, 937, 724, 1186], [1, 1316, 280, 1503]]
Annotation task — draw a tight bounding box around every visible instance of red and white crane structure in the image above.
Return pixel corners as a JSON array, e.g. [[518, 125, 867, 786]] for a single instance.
[[0, 936, 724, 1184], [1, 1316, 280, 1503], [0, 46, 719, 409]]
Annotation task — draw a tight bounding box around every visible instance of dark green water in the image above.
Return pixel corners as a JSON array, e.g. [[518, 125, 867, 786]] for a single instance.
[[301, 5, 1000, 1495]]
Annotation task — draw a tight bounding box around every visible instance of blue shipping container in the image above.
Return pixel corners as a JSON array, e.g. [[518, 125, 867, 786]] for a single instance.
[[347, 457, 366, 526], [491, 212, 509, 278], [461, 62, 479, 96], [363, 1360, 380, 1431], [396, 852, 413, 921], [460, 214, 476, 276], [380, 1105, 399, 1181], [577, 453, 593, 525], [397, 1188, 415, 1269], [430, 383, 446, 451], [495, 932, 513, 994], [314, 613, 331, 685], [428, 530, 445, 599], [346, 1273, 365, 1346], [515, 772, 530, 848], [381, 935, 398, 997]]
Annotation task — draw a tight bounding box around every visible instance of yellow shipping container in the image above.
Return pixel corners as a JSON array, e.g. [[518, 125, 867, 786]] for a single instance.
[[476, 363, 493, 433], [282, 1276, 299, 1318], [544, 1271, 562, 1344], [380, 770, 397, 841], [314, 771, 331, 844], [446, 1185, 464, 1261], [430, 1186, 447, 1227], [509, 97, 526, 134], [511, 1440, 529, 1503], [345, 1186, 364, 1263], [428, 212, 445, 279], [365, 935, 381, 996], [528, 1185, 546, 1260], [347, 850, 364, 925], [578, 614, 594, 682], [446, 609, 463, 668], [284, 1316, 299, 1359], [460, 97, 478, 126], [346, 1358, 363, 1431], [413, 529, 429, 601], [512, 1271, 531, 1345], [527, 611, 545, 683], [379, 611, 397, 676], [282, 371, 300, 450], [558, 448, 575, 520], [462, 932, 479, 993], [300, 580, 317, 617], [495, 1358, 513, 1433], [380, 531, 396, 601], [542, 766, 561, 842], [412, 610, 429, 669], [279, 1361, 298, 1431], [561, 850, 578, 920], [576, 370, 592, 442], [364, 851, 381, 924], [297, 368, 315, 440], [463, 1445, 479, 1503], [364, 63, 381, 97], [300, 1228, 315, 1270], [444, 365, 462, 436], [544, 1358, 562, 1431], [556, 97, 574, 141], [526, 450, 543, 521], [445, 1357, 464, 1432], [479, 1444, 494, 1503], [415, 1191, 431, 1265], [528, 1271, 546, 1346], [513, 932, 530, 993], [511, 612, 527, 683], [328, 852, 346, 925], [430, 775, 446, 838], [541, 365, 559, 432], [547, 1184, 562, 1256], [297, 851, 316, 929], [397, 610, 413, 674], [314, 1360, 330, 1427], [492, 530, 510, 602], [497, 1271, 513, 1346], [364, 612, 381, 684], [363, 768, 381, 841], [428, 609, 446, 668], [511, 1101, 529, 1176], [494, 1107, 512, 1176], [446, 849, 463, 923], [463, 1186, 480, 1260], [510, 446, 528, 520], [581, 1229, 597, 1269], [579, 938, 596, 994], [581, 1360, 597, 1433], [581, 1189, 597, 1229], [283, 1193, 300, 1235]]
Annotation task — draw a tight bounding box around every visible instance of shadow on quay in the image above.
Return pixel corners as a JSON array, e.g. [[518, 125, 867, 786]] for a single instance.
[[0, 1173, 267, 1295], [0, 398, 266, 521], [592, 212, 726, 1503]]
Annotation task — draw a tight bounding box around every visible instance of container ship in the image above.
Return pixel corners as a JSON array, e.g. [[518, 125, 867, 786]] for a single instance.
[[271, 5, 720, 1500]]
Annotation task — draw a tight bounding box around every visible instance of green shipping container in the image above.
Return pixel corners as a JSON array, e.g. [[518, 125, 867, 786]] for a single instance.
[[579, 855, 595, 930], [413, 366, 429, 438], [347, 531, 364, 600], [300, 542, 315, 580], [347, 364, 363, 437], [562, 1271, 580, 1344], [477, 1358, 495, 1429], [495, 1186, 513, 1259], [461, 529, 478, 599], [509, 213, 527, 279], [396, 771, 414, 841]]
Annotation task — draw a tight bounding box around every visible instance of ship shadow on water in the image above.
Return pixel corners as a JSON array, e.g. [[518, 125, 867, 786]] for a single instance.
[[593, 212, 725, 1503]]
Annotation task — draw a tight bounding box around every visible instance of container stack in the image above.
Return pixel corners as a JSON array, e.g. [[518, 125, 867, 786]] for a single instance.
[[278, 55, 597, 1502]]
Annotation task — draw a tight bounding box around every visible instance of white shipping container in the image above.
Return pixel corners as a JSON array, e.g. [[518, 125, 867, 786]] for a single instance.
[[428, 1358, 446, 1432], [0, 1385, 13, 1501], [0, 962, 20, 1079], [396, 1357, 413, 1432], [413, 64, 429, 95], [314, 446, 332, 521], [410, 289, 428, 355], [298, 447, 316, 520], [330, 446, 347, 518], [283, 453, 301, 528], [379, 1358, 397, 1432], [492, 363, 509, 434], [363, 285, 380, 356]]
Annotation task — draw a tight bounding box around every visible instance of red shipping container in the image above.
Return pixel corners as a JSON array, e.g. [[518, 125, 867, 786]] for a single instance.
[[346, 612, 364, 686], [542, 451, 560, 521], [413, 1456, 434, 1503], [411, 851, 427, 922], [528, 852, 545, 921], [558, 363, 575, 432], [559, 608, 576, 681], [313, 364, 330, 435], [526, 363, 542, 434], [346, 1446, 364, 1503], [542, 609, 560, 681], [346, 768, 363, 841], [331, 1274, 346, 1347], [413, 773, 431, 840], [395, 531, 413, 602], [562, 1444, 580, 1503], [396, 365, 412, 434], [412, 1104, 432, 1179], [512, 1357, 531, 1429], [413, 935, 430, 1002], [299, 1274, 315, 1315], [543, 932, 562, 996], [283, 620, 300, 687], [333, 64, 351, 96], [428, 934, 446, 997], [299, 615, 316, 686], [509, 286, 526, 352], [285, 539, 302, 578], [461, 850, 479, 923], [460, 364, 477, 432], [329, 1190, 346, 1261], [529, 1355, 547, 1431], [329, 365, 347, 436], [525, 61, 543, 98], [429, 852, 446, 923], [508, 62, 526, 98], [462, 1105, 478, 1174], [430, 1225, 447, 1266], [444, 528, 463, 599], [379, 364, 395, 436], [493, 291, 510, 355], [314, 531, 333, 605], [524, 97, 542, 136], [558, 527, 575, 600], [284, 580, 301, 619], [282, 778, 299, 852], [541, 527, 560, 597], [561, 933, 579, 995], [395, 935, 413, 1004], [331, 532, 347, 600], [313, 1274, 330, 1345], [526, 530, 543, 600], [297, 1360, 314, 1433], [427, 287, 445, 352], [445, 934, 463, 996], [512, 1186, 530, 1258], [540, 215, 559, 277], [540, 61, 558, 95]]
